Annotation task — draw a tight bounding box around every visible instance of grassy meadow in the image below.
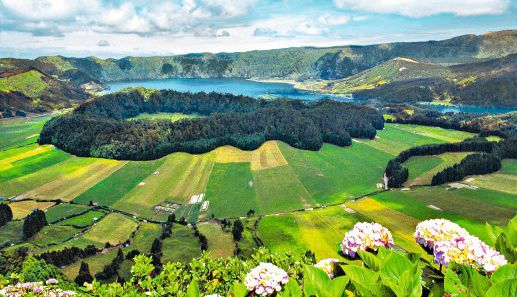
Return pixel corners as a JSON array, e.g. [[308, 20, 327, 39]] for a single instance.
[[0, 114, 515, 276]]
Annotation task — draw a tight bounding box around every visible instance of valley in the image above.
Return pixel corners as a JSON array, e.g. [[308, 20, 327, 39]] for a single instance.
[[1, 111, 514, 282], [1, 0, 517, 294]]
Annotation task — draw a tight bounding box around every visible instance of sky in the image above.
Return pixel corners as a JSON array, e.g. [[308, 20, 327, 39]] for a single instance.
[[0, 0, 516, 58]]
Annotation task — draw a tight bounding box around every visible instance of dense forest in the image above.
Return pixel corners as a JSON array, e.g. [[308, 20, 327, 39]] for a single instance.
[[39, 88, 384, 160], [385, 137, 517, 187]]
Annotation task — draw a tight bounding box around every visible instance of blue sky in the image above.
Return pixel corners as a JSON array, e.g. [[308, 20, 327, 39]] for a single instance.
[[0, 0, 515, 58]]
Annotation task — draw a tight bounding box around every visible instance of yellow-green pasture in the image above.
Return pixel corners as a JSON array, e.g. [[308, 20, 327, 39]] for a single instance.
[[82, 213, 138, 246]]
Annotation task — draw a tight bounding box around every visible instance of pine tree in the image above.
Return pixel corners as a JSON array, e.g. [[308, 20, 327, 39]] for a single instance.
[[232, 219, 244, 241], [75, 262, 93, 285], [23, 209, 47, 239]]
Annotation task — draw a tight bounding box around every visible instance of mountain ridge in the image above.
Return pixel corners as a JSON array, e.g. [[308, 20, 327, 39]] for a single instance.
[[1, 30, 515, 83]]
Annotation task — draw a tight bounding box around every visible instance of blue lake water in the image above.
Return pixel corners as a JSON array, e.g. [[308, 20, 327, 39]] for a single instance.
[[107, 78, 516, 114], [420, 104, 516, 115], [107, 78, 343, 101]]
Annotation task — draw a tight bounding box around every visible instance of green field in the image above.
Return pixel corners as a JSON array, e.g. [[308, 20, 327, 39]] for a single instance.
[[404, 152, 472, 186], [58, 210, 107, 227], [0, 221, 24, 246], [83, 213, 138, 246], [0, 157, 99, 197], [161, 225, 201, 264], [258, 215, 307, 255], [112, 153, 214, 219], [62, 249, 118, 280], [0, 115, 50, 149], [74, 159, 165, 205], [469, 159, 517, 195], [44, 204, 90, 223], [130, 222, 162, 253], [205, 163, 258, 218], [29, 225, 81, 246], [370, 187, 516, 243], [1, 114, 515, 272], [198, 222, 235, 258]]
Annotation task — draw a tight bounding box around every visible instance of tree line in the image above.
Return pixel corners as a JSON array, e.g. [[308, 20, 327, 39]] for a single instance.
[[385, 137, 516, 187], [39, 88, 384, 160], [383, 104, 516, 138], [430, 137, 517, 185]]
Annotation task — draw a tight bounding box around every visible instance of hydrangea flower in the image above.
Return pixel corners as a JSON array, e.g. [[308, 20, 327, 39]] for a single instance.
[[46, 279, 59, 285], [340, 222, 394, 257], [414, 219, 469, 250], [314, 258, 340, 279], [433, 234, 507, 273], [244, 263, 289, 296], [0, 281, 76, 296]]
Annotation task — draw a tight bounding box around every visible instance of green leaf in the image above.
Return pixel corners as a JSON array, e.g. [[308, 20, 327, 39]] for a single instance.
[[187, 280, 200, 297], [428, 284, 444, 297], [469, 267, 493, 296], [379, 252, 415, 282], [495, 234, 517, 263], [485, 222, 504, 246], [342, 265, 382, 297], [357, 250, 381, 271], [376, 248, 394, 263], [504, 215, 517, 247], [485, 279, 517, 297], [303, 265, 331, 297], [491, 264, 517, 283], [444, 268, 468, 297], [406, 253, 421, 264], [232, 282, 248, 297], [280, 279, 303, 297], [327, 276, 349, 297]]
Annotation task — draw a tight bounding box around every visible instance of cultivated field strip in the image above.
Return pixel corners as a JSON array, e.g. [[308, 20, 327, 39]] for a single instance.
[[214, 140, 288, 170], [198, 222, 235, 258], [22, 160, 125, 201], [0, 145, 52, 169], [8, 200, 55, 219], [204, 162, 258, 218], [404, 152, 472, 186], [82, 213, 138, 245]]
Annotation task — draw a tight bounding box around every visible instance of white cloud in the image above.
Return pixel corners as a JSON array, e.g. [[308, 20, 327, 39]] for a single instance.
[[319, 14, 351, 26], [1, 0, 100, 21], [97, 40, 109, 47], [295, 22, 326, 35], [0, 0, 258, 37], [333, 0, 510, 17]]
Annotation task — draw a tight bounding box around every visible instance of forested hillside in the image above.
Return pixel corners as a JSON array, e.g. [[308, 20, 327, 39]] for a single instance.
[[39, 88, 383, 160], [301, 54, 517, 106], [1, 30, 515, 83], [0, 68, 90, 117]]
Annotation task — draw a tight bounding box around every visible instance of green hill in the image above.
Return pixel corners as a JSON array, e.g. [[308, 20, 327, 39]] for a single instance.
[[0, 68, 89, 116], [300, 54, 517, 106], [1, 30, 515, 83]]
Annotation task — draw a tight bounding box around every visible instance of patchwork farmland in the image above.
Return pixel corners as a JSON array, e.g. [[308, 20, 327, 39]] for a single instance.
[[0, 115, 515, 281]]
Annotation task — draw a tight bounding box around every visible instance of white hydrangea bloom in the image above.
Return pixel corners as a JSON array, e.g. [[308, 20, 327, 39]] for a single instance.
[[244, 263, 289, 296], [340, 222, 394, 257], [314, 258, 340, 279]]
